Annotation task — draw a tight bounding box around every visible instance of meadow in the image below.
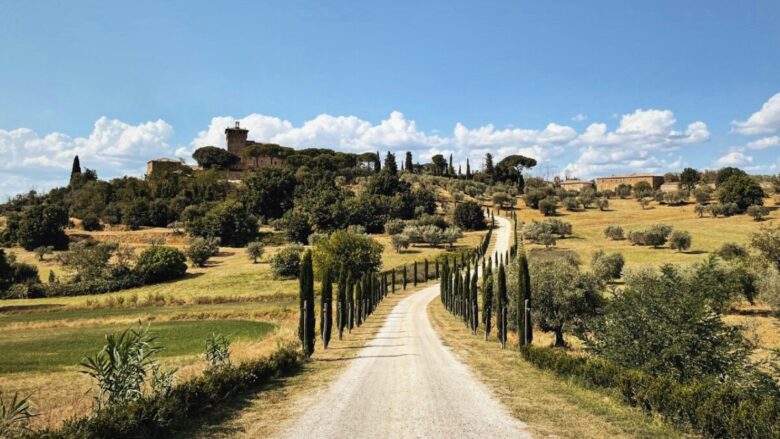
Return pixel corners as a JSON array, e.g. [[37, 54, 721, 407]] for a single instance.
[[0, 226, 483, 430]]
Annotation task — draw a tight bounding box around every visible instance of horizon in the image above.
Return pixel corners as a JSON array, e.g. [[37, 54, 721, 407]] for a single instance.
[[1, 0, 780, 198]]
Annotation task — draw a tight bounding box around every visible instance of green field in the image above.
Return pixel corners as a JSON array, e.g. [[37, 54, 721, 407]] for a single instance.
[[0, 319, 276, 374]]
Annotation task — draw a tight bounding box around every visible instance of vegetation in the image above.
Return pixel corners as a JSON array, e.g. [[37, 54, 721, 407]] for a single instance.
[[452, 201, 486, 230]]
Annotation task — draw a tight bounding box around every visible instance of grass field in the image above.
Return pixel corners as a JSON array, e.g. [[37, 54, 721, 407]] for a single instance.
[[0, 227, 482, 430]]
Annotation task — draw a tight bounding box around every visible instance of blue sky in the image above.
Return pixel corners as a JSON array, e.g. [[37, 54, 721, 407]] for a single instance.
[[1, 0, 779, 198]]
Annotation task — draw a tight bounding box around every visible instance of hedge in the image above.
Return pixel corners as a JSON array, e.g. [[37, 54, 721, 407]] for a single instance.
[[520, 345, 780, 438], [37, 343, 303, 438]]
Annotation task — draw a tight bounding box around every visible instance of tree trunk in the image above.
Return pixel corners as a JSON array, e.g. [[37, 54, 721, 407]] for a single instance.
[[554, 330, 566, 347]]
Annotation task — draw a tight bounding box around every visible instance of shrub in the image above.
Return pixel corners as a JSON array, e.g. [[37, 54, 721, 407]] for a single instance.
[[442, 227, 462, 249], [615, 184, 632, 199], [384, 219, 405, 235], [133, 246, 187, 284], [82, 214, 102, 231], [597, 198, 608, 211], [390, 234, 410, 253], [747, 204, 769, 221], [312, 231, 382, 280], [452, 201, 485, 230], [185, 237, 219, 267], [246, 241, 264, 263], [716, 242, 748, 260], [421, 225, 444, 247], [0, 391, 35, 437], [204, 333, 231, 371], [591, 250, 625, 281], [538, 197, 557, 216], [668, 230, 692, 252], [562, 197, 579, 211], [603, 225, 624, 240], [694, 204, 706, 218], [628, 224, 673, 248], [270, 245, 303, 278]]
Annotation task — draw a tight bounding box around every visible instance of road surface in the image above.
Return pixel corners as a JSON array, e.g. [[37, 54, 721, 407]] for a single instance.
[[278, 216, 531, 439]]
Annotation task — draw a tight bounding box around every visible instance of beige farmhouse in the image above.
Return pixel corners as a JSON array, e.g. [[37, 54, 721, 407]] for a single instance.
[[595, 174, 664, 192]]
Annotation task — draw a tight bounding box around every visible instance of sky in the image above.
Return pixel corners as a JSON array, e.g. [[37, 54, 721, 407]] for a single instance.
[[1, 0, 779, 198]]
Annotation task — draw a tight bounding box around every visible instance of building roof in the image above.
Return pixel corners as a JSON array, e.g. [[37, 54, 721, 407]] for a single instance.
[[596, 173, 661, 180]]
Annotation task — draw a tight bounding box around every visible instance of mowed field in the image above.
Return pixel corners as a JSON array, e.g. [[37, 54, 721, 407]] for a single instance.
[[0, 226, 484, 430]]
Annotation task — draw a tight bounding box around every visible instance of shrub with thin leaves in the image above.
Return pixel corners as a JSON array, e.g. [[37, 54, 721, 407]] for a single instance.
[[603, 225, 624, 240], [390, 234, 410, 253], [204, 333, 231, 371], [0, 391, 36, 437]]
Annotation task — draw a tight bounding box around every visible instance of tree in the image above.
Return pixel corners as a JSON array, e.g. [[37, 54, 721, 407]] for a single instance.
[[717, 174, 764, 212], [284, 211, 313, 244], [680, 167, 701, 190], [531, 257, 601, 347], [192, 146, 240, 170], [313, 230, 383, 281], [496, 263, 508, 348], [484, 153, 495, 180], [431, 154, 447, 176], [270, 245, 303, 278], [633, 181, 653, 198], [694, 204, 706, 218], [516, 248, 532, 346], [669, 230, 692, 252], [373, 151, 381, 173], [496, 155, 537, 192], [185, 236, 219, 267], [715, 167, 747, 187], [189, 200, 258, 247], [337, 265, 348, 339], [591, 250, 625, 282], [539, 197, 557, 216], [751, 226, 780, 272], [466, 159, 471, 179], [615, 184, 632, 199], [588, 264, 750, 382], [133, 246, 187, 284], [384, 152, 398, 175], [746, 204, 769, 221], [246, 241, 264, 263], [15, 204, 69, 250], [604, 225, 624, 240], [241, 168, 296, 219], [59, 240, 116, 281], [390, 234, 410, 253], [320, 267, 333, 349], [404, 152, 414, 173], [298, 250, 315, 357], [69, 155, 82, 187], [453, 201, 486, 230], [482, 267, 494, 340]]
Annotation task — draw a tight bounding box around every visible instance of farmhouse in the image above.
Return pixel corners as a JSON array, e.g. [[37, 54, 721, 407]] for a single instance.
[[595, 173, 664, 192], [559, 179, 594, 191], [660, 182, 681, 193]]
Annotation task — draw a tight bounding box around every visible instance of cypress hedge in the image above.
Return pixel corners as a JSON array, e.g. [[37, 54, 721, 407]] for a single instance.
[[497, 263, 507, 349]]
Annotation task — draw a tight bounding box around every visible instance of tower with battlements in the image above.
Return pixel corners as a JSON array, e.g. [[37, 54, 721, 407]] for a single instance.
[[225, 121, 249, 160]]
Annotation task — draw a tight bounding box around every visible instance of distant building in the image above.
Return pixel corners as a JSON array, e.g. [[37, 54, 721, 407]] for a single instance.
[[146, 158, 187, 176], [559, 179, 594, 191], [225, 122, 286, 170], [595, 174, 664, 192], [660, 182, 681, 193]]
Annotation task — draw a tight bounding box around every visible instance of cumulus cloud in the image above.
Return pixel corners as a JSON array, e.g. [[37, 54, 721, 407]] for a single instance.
[[716, 151, 753, 167], [732, 92, 780, 135], [745, 135, 780, 150], [0, 117, 175, 199], [563, 109, 709, 178]]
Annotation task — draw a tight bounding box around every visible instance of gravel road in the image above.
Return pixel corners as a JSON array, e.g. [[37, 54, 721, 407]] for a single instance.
[[278, 215, 531, 439]]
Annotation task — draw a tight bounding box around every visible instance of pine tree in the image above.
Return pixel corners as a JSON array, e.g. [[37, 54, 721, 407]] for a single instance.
[[497, 263, 507, 348], [482, 265, 493, 340], [299, 250, 315, 357], [321, 267, 333, 348], [517, 247, 533, 346], [337, 265, 347, 340], [405, 151, 414, 173]]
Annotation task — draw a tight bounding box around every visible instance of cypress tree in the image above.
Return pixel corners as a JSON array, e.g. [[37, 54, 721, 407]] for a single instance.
[[482, 265, 493, 340], [298, 250, 315, 357], [337, 265, 347, 340], [405, 151, 414, 173], [464, 264, 471, 325], [413, 261, 418, 286], [497, 263, 507, 349], [424, 259, 429, 280], [471, 270, 479, 335], [374, 151, 381, 172], [518, 248, 533, 346], [435, 258, 440, 278], [347, 275, 354, 333], [466, 158, 471, 179], [320, 267, 333, 348], [355, 279, 363, 326], [403, 265, 408, 289], [440, 257, 448, 304], [392, 268, 396, 293], [71, 155, 81, 177]]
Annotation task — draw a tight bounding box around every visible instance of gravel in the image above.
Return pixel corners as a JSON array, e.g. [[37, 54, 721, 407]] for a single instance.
[[278, 216, 531, 439]]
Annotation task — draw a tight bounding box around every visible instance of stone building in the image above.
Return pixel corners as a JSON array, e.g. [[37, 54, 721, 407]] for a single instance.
[[595, 174, 664, 192], [146, 157, 187, 176], [559, 179, 594, 191], [225, 122, 286, 170]]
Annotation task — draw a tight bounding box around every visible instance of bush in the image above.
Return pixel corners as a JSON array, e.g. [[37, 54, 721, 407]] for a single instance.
[[538, 197, 557, 216], [134, 246, 187, 284], [628, 224, 673, 248], [82, 215, 102, 231], [452, 201, 485, 230], [603, 225, 624, 240], [717, 174, 764, 212], [384, 219, 405, 235], [716, 242, 748, 260], [562, 197, 580, 211], [747, 204, 769, 221], [668, 230, 692, 252], [312, 231, 382, 280], [523, 220, 572, 244], [390, 234, 410, 253], [185, 237, 220, 267], [597, 198, 609, 211], [270, 245, 303, 278], [591, 250, 624, 281], [246, 241, 264, 263]]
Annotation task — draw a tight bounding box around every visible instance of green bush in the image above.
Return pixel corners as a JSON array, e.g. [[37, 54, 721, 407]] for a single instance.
[[452, 201, 485, 231], [133, 246, 187, 284], [270, 245, 303, 278], [81, 215, 102, 231], [538, 197, 557, 216], [520, 345, 780, 439]]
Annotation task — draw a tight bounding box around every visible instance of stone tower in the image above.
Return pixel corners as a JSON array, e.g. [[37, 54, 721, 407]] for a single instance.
[[225, 121, 249, 158]]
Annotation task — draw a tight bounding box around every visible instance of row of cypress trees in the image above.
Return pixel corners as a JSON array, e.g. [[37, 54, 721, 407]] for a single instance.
[[441, 214, 533, 350], [300, 249, 479, 357]]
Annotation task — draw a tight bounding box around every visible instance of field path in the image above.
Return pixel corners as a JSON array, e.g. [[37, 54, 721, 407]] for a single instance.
[[278, 215, 531, 439]]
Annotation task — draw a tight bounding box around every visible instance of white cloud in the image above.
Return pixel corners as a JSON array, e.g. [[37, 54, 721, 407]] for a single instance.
[[732, 92, 780, 135], [563, 108, 709, 178], [0, 117, 175, 199], [744, 135, 780, 150], [571, 113, 587, 122], [716, 151, 753, 167]]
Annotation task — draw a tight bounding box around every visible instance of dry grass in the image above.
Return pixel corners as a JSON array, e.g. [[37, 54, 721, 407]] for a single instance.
[[428, 300, 688, 439]]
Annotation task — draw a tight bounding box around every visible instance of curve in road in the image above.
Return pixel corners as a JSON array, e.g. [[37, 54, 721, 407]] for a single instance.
[[278, 215, 530, 439]]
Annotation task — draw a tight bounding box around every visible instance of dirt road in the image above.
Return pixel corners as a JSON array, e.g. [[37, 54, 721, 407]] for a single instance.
[[278, 216, 530, 439]]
